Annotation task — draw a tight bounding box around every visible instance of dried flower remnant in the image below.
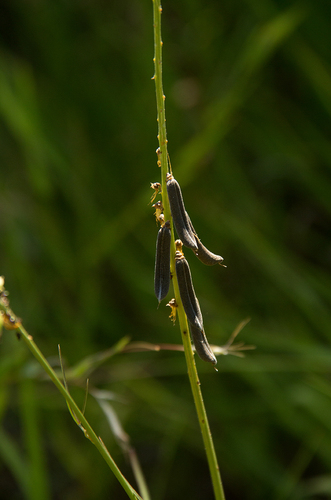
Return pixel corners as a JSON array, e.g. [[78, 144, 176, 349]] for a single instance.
[[2, 313, 21, 330], [166, 173, 198, 251], [0, 278, 22, 333], [150, 182, 162, 203], [156, 147, 162, 168], [175, 239, 183, 254], [166, 298, 178, 325], [158, 213, 165, 226], [152, 200, 164, 224], [154, 220, 171, 303]]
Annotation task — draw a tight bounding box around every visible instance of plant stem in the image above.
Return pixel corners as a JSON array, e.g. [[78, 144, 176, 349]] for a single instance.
[[174, 290, 226, 500], [152, 2, 226, 499], [152, 0, 170, 222], [0, 302, 142, 500]]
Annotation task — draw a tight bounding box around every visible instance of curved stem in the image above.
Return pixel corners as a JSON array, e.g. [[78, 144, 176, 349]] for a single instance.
[[0, 301, 142, 500]]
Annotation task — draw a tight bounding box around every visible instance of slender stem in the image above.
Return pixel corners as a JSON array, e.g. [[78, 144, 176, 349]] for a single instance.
[[0, 302, 142, 500], [152, 0, 170, 222], [173, 282, 226, 500], [152, 2, 225, 499]]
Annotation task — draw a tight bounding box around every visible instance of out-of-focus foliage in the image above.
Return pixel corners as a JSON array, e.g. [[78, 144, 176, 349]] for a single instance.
[[0, 0, 331, 499]]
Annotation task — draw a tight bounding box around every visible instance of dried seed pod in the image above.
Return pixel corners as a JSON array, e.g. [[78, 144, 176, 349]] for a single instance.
[[154, 221, 171, 303], [175, 251, 203, 331], [195, 240, 224, 266], [190, 323, 217, 365], [166, 174, 198, 251], [186, 212, 224, 265], [193, 236, 224, 266]]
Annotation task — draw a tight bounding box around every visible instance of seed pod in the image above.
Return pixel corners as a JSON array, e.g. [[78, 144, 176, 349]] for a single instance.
[[166, 174, 198, 251], [175, 251, 203, 331], [154, 220, 171, 303], [193, 236, 224, 266], [186, 212, 224, 265], [195, 240, 224, 265], [190, 323, 217, 365]]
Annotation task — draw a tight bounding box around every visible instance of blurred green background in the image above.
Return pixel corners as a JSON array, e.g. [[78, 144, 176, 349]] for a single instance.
[[1, 0, 331, 499]]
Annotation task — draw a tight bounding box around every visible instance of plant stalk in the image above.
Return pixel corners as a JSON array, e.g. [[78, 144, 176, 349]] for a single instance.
[[152, 2, 225, 499], [0, 301, 142, 500]]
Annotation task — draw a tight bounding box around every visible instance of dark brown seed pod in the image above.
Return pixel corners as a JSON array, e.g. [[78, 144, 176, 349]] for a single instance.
[[166, 174, 198, 251], [193, 237, 224, 266], [154, 220, 171, 303], [190, 323, 217, 365], [175, 251, 203, 331], [186, 212, 224, 265]]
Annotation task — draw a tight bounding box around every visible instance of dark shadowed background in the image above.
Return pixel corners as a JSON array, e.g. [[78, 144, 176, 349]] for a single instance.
[[1, 0, 331, 499]]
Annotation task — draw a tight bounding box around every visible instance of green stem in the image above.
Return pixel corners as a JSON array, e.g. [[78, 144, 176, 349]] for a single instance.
[[152, 2, 225, 499], [152, 0, 170, 222], [0, 303, 142, 500], [174, 285, 226, 500]]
